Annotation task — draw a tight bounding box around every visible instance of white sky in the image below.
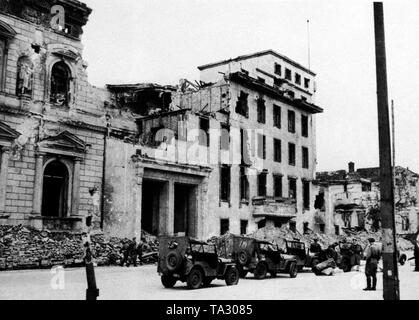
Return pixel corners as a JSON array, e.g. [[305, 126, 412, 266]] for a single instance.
[[81, 0, 419, 173]]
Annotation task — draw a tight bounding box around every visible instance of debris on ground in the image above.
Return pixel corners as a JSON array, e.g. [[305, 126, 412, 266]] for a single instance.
[[0, 225, 159, 271]]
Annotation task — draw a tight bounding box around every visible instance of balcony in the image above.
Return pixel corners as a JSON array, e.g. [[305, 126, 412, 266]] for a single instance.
[[252, 196, 297, 218]]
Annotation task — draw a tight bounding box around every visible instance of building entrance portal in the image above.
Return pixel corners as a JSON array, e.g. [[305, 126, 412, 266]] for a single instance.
[[141, 180, 163, 236], [174, 184, 196, 236]]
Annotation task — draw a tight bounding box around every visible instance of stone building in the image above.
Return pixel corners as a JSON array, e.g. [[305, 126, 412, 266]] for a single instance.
[[315, 162, 419, 235], [0, 1, 325, 240]]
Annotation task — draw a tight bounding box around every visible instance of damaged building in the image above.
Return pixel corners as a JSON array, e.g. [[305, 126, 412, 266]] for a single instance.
[[0, 0, 325, 239], [315, 162, 419, 235]]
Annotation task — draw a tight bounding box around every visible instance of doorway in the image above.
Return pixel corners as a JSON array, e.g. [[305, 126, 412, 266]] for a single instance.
[[141, 180, 163, 236], [174, 184, 195, 236]]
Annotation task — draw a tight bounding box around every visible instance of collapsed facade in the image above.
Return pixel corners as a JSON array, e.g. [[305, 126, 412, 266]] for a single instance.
[[315, 162, 419, 235], [0, 0, 325, 240]]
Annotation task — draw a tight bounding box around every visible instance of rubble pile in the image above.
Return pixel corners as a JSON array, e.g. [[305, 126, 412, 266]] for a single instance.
[[0, 225, 159, 271]]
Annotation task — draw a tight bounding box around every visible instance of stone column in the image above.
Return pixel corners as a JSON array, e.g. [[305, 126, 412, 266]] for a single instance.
[[197, 177, 209, 239], [162, 179, 175, 236], [32, 153, 44, 215], [132, 165, 144, 239], [0, 148, 10, 213], [71, 158, 81, 216]]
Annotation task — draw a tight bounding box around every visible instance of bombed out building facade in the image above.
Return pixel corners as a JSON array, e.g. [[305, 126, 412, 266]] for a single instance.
[[0, 0, 325, 240]]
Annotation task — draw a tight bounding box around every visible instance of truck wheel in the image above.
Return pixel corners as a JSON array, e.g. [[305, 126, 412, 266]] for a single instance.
[[166, 251, 182, 272], [161, 275, 177, 288], [238, 250, 250, 266], [288, 262, 298, 278], [187, 268, 203, 289], [254, 262, 267, 279], [225, 267, 239, 286]]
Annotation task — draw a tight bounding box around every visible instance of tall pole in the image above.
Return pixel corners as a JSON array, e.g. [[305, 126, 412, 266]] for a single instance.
[[307, 19, 311, 70], [373, 2, 400, 300]]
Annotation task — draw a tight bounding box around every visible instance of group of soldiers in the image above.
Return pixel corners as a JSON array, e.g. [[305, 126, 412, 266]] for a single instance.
[[120, 237, 146, 267]]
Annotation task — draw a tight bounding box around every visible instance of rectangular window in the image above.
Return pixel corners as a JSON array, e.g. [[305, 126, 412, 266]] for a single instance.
[[274, 138, 281, 163], [274, 63, 281, 76], [302, 147, 309, 169], [304, 78, 310, 89], [274, 77, 283, 87], [240, 220, 248, 235], [285, 68, 292, 80], [220, 123, 230, 150], [235, 91, 249, 118], [303, 180, 310, 209], [199, 117, 210, 146], [302, 115, 308, 137], [288, 143, 295, 166], [295, 73, 301, 85], [257, 134, 266, 159], [273, 105, 281, 128], [288, 110, 295, 133], [220, 165, 231, 202], [240, 166, 249, 201], [289, 178, 297, 199], [274, 175, 283, 198], [257, 98, 266, 124], [258, 172, 267, 197], [220, 219, 230, 235]]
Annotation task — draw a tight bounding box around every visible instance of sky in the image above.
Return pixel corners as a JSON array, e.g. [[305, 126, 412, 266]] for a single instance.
[[81, 0, 419, 173]]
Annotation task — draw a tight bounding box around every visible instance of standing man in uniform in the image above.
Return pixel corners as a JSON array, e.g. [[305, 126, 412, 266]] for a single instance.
[[310, 238, 322, 253], [363, 238, 382, 291]]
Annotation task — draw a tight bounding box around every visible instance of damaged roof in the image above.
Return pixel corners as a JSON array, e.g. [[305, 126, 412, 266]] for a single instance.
[[197, 49, 316, 76], [357, 166, 419, 182], [106, 83, 177, 92]]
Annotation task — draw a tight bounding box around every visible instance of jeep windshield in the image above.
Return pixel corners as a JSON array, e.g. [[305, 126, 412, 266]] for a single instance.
[[190, 243, 216, 253], [258, 243, 278, 252]]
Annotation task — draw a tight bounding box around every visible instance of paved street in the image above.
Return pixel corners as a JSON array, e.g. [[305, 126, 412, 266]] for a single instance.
[[0, 261, 418, 300]]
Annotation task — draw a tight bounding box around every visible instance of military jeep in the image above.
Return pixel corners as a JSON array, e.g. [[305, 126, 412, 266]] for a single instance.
[[285, 240, 320, 271], [158, 236, 239, 289], [217, 235, 298, 279]]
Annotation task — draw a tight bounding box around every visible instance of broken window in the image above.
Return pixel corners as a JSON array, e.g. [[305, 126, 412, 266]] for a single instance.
[[240, 166, 249, 202], [220, 165, 231, 202], [302, 114, 309, 137], [257, 98, 266, 124], [240, 220, 248, 235], [289, 221, 296, 232], [303, 222, 309, 234], [258, 219, 266, 229], [199, 117, 210, 146], [50, 61, 72, 106], [41, 160, 69, 218], [274, 63, 282, 76], [402, 217, 410, 231], [304, 78, 310, 89], [257, 134, 266, 159], [235, 91, 249, 118], [220, 219, 230, 235], [295, 73, 301, 85], [274, 174, 283, 197], [302, 147, 309, 169], [274, 138, 281, 163], [16, 56, 34, 97], [241, 128, 252, 166], [319, 224, 325, 233], [258, 172, 267, 197], [303, 180, 310, 209], [285, 68, 292, 80], [288, 110, 295, 133], [288, 177, 297, 199], [273, 105, 281, 128], [335, 225, 340, 236], [220, 123, 230, 150], [288, 143, 295, 166], [362, 182, 372, 192], [314, 192, 325, 210]]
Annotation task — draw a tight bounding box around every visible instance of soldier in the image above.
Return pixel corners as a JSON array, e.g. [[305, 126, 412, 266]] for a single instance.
[[363, 238, 382, 291], [120, 239, 130, 267], [128, 237, 138, 267], [137, 237, 146, 265], [310, 238, 322, 253], [350, 239, 362, 266]]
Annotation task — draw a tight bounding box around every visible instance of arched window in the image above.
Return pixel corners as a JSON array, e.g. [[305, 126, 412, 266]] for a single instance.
[[41, 160, 69, 217], [50, 61, 71, 106], [16, 57, 34, 97]]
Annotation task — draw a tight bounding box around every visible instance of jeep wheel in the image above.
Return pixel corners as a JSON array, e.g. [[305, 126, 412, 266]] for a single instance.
[[161, 275, 177, 288], [225, 267, 239, 286], [187, 268, 203, 289], [288, 262, 298, 278], [238, 250, 250, 266], [166, 251, 182, 272], [254, 262, 267, 279]]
